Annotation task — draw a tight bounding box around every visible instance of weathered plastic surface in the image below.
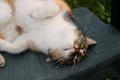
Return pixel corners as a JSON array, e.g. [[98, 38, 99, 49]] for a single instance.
[[0, 8, 120, 80]]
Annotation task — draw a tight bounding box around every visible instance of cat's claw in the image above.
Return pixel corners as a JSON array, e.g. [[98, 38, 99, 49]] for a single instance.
[[46, 57, 53, 62], [0, 54, 5, 67]]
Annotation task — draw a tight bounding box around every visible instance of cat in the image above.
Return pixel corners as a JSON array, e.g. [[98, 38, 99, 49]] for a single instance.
[[0, 0, 97, 66], [0, 0, 22, 67]]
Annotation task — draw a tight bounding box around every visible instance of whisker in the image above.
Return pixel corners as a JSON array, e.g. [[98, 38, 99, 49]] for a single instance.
[[59, 54, 67, 64], [83, 14, 92, 34], [59, 58, 65, 65], [71, 62, 76, 71], [54, 62, 62, 69], [55, 53, 66, 63], [84, 27, 94, 35], [55, 54, 66, 69], [54, 58, 65, 69], [72, 14, 92, 35], [56, 57, 64, 63]]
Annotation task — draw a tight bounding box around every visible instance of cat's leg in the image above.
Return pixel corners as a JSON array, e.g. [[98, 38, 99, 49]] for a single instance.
[[30, 0, 60, 20], [0, 53, 5, 67], [0, 36, 29, 54]]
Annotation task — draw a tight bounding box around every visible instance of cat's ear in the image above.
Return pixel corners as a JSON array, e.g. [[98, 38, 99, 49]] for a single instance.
[[86, 37, 97, 46], [46, 57, 53, 62]]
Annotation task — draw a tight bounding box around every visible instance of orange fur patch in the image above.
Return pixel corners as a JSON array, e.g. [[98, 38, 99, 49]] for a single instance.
[[16, 26, 22, 35], [48, 49, 62, 61], [5, 0, 15, 14], [52, 0, 71, 11], [28, 40, 40, 52], [0, 33, 6, 39]]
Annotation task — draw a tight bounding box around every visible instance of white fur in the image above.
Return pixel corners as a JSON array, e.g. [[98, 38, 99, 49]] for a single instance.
[[15, 0, 61, 31], [0, 0, 77, 62], [0, 0, 19, 42], [0, 11, 77, 54], [0, 21, 20, 41], [0, 0, 19, 67], [0, 0, 12, 27]]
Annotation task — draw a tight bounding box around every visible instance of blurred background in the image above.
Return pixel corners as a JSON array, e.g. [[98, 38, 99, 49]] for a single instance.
[[66, 0, 111, 24]]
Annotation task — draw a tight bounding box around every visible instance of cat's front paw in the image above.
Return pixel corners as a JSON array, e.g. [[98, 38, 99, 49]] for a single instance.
[[0, 54, 5, 67]]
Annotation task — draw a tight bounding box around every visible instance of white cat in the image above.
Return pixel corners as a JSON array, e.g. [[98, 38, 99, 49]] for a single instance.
[[0, 0, 96, 66]]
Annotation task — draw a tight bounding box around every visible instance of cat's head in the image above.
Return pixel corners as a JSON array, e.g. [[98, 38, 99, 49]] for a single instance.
[[63, 37, 96, 64], [47, 32, 97, 64]]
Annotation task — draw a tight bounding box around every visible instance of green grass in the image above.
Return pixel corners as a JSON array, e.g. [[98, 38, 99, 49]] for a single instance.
[[66, 0, 111, 23]]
